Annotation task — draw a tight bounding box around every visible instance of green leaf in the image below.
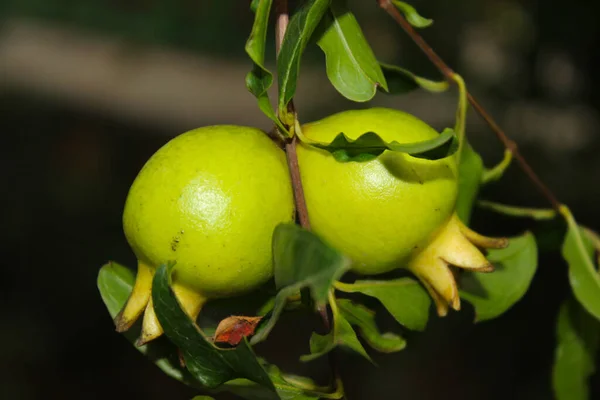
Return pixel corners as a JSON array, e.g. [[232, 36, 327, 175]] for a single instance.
[[251, 223, 351, 344], [97, 263, 199, 385], [460, 232, 538, 322], [301, 294, 372, 362], [316, 0, 387, 102], [191, 397, 215, 400], [152, 264, 275, 391], [560, 206, 600, 321], [334, 278, 430, 331], [278, 0, 330, 119], [477, 200, 557, 221], [552, 298, 600, 400], [456, 141, 484, 224], [245, 0, 287, 132], [337, 299, 406, 353], [302, 127, 458, 163], [391, 1, 433, 28], [379, 63, 449, 94]]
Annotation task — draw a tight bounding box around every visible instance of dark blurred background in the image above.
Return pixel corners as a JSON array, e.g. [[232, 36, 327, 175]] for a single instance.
[[2, 0, 600, 399]]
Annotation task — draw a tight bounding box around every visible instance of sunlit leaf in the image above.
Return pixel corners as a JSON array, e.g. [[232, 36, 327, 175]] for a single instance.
[[334, 278, 430, 331], [460, 232, 538, 322], [152, 265, 275, 391], [561, 206, 600, 321], [552, 298, 600, 400], [251, 223, 351, 344], [391, 0, 433, 28], [278, 0, 330, 121], [301, 294, 372, 362], [379, 63, 448, 94], [456, 141, 484, 224], [301, 127, 458, 162], [316, 0, 387, 101], [337, 299, 406, 353], [245, 0, 287, 132]]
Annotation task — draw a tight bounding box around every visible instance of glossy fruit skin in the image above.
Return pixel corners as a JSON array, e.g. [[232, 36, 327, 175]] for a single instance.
[[123, 125, 294, 298], [297, 108, 458, 275]]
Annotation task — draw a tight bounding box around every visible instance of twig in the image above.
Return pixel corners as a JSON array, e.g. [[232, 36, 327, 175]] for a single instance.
[[285, 136, 312, 229], [275, 0, 312, 230], [275, 0, 338, 393], [377, 0, 562, 211]]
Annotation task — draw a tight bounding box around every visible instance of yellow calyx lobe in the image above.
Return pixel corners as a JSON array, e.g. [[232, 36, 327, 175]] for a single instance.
[[114, 261, 207, 346], [407, 213, 508, 316]]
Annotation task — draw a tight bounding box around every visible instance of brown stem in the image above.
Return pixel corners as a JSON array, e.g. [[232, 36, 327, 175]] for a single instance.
[[285, 137, 311, 229], [275, 0, 338, 393], [377, 0, 562, 211], [275, 0, 312, 230]]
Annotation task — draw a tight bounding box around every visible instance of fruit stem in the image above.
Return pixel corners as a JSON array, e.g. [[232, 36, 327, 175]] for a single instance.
[[275, 0, 311, 230], [275, 0, 340, 395], [377, 0, 562, 212]]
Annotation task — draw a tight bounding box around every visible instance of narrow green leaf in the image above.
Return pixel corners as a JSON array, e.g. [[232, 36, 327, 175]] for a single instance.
[[316, 0, 387, 102], [481, 149, 512, 184], [301, 294, 372, 362], [245, 0, 287, 132], [152, 265, 275, 391], [477, 200, 557, 220], [379, 63, 449, 94], [278, 0, 330, 118], [552, 298, 600, 400], [456, 141, 484, 224], [460, 232, 538, 322], [391, 1, 433, 28], [560, 206, 600, 321], [334, 278, 430, 331], [97, 262, 200, 387], [337, 299, 406, 353], [302, 127, 458, 163], [251, 223, 351, 344]]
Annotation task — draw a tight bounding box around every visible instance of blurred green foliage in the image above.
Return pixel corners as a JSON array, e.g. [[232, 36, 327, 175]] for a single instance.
[[0, 0, 251, 54]]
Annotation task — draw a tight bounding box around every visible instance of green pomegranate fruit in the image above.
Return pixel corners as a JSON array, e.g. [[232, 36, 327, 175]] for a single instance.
[[116, 125, 295, 345], [297, 107, 507, 315]]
